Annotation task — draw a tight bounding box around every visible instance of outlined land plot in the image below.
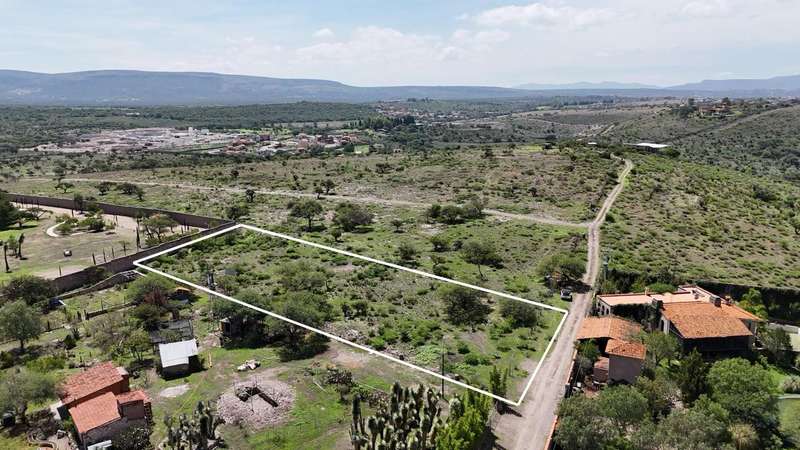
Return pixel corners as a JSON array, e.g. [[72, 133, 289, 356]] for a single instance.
[[135, 224, 567, 405]]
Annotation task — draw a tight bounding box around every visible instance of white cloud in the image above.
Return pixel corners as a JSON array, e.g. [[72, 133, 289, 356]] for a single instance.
[[312, 27, 335, 39], [472, 2, 615, 28], [681, 0, 731, 18]]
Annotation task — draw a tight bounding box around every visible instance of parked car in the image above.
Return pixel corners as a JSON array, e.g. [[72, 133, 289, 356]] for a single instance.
[[560, 288, 573, 301]]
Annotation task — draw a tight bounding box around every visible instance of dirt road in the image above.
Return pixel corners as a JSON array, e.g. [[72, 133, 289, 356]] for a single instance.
[[493, 158, 632, 450], [63, 178, 588, 228]]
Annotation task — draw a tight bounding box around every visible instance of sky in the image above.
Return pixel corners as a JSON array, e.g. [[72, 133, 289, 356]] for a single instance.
[[2, 0, 800, 87]]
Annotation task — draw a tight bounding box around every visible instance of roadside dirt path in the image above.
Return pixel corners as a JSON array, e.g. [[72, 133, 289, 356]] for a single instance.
[[493, 157, 632, 450], [63, 177, 588, 228]]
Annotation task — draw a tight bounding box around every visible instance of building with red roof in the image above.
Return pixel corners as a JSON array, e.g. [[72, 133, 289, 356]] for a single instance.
[[576, 316, 646, 384], [57, 362, 151, 448]]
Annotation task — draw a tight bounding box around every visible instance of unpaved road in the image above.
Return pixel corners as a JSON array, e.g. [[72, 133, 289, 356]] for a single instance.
[[63, 177, 588, 228], [493, 158, 632, 450]]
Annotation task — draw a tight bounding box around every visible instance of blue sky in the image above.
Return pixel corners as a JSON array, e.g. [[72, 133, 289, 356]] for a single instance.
[[2, 0, 800, 86]]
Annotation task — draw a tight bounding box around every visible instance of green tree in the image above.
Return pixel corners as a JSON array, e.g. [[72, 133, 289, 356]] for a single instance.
[[739, 288, 768, 320], [437, 285, 490, 327], [597, 385, 649, 429], [334, 202, 374, 232], [498, 298, 540, 328], [132, 303, 166, 330], [635, 370, 678, 419], [265, 291, 333, 342], [555, 395, 613, 450], [676, 348, 708, 404], [643, 332, 679, 368], [636, 407, 730, 450], [758, 326, 793, 367], [141, 214, 178, 243], [538, 252, 585, 286], [276, 260, 329, 293], [429, 234, 449, 252], [125, 329, 152, 363], [289, 199, 323, 230], [435, 390, 491, 450], [321, 179, 336, 194], [460, 239, 500, 279], [707, 358, 779, 433], [0, 301, 42, 351], [397, 242, 418, 262], [126, 274, 175, 306], [0, 368, 56, 424], [225, 203, 249, 221], [0, 275, 55, 306], [0, 192, 21, 229]]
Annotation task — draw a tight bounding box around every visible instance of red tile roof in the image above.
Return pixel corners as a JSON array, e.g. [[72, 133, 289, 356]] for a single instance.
[[606, 339, 646, 360], [116, 390, 150, 405], [59, 362, 126, 405], [577, 316, 642, 341], [68, 392, 120, 435], [662, 302, 753, 339]]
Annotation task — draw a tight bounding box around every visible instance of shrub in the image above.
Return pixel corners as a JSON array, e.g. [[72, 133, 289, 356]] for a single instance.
[[369, 336, 387, 350]]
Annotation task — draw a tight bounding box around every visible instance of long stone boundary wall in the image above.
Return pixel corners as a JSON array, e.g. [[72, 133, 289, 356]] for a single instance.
[[10, 193, 225, 229], [9, 193, 236, 293]]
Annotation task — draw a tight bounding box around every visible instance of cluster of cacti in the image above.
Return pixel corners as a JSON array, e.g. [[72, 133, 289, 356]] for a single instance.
[[164, 401, 222, 450], [350, 382, 445, 450]]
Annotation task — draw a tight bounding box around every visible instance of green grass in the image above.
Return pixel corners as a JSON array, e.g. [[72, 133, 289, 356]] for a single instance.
[[779, 398, 800, 444], [0, 431, 32, 450]]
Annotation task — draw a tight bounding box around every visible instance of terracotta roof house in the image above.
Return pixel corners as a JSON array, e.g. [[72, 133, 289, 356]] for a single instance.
[[576, 316, 646, 384], [57, 362, 152, 449], [658, 300, 762, 353]]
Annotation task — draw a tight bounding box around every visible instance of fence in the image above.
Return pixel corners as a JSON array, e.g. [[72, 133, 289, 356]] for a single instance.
[[10, 193, 226, 229], [9, 193, 236, 294]]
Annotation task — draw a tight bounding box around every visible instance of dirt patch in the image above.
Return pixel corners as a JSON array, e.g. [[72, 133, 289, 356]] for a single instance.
[[34, 265, 84, 279], [159, 384, 190, 398], [325, 346, 369, 369], [217, 372, 295, 429]]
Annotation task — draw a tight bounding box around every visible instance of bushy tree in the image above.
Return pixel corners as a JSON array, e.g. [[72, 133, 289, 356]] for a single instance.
[[498, 298, 540, 328], [437, 285, 489, 327], [289, 199, 323, 230], [276, 260, 329, 293], [642, 332, 679, 368], [140, 213, 177, 243], [334, 202, 374, 232], [0, 275, 55, 306], [739, 288, 768, 319], [460, 239, 500, 279], [538, 252, 585, 285], [126, 274, 175, 306], [707, 358, 779, 434], [0, 368, 56, 424], [0, 300, 42, 351]]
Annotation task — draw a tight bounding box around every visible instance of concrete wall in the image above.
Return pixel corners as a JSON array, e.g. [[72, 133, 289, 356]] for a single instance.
[[10, 193, 237, 293], [10, 193, 226, 229]]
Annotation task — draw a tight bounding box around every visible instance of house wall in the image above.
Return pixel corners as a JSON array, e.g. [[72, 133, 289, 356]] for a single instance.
[[120, 401, 146, 420], [81, 417, 147, 449], [608, 355, 643, 384]]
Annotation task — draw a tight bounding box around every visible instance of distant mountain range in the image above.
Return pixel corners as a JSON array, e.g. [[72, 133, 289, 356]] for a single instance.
[[0, 70, 799, 106], [516, 81, 659, 90]]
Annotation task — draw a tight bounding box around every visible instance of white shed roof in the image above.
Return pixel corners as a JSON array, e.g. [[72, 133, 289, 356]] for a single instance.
[[159, 339, 198, 368]]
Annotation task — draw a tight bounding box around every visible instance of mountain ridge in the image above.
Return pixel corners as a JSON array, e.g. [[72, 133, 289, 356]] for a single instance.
[[1, 70, 799, 106]]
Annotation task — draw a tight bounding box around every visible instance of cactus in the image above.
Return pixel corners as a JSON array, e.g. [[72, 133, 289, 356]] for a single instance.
[[163, 402, 222, 449], [350, 382, 445, 450]]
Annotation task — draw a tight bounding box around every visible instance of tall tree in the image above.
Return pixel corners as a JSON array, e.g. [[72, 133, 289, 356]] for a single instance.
[[437, 285, 490, 327], [707, 358, 779, 434], [0, 300, 42, 351], [676, 349, 708, 404], [460, 239, 500, 280], [289, 199, 323, 230]]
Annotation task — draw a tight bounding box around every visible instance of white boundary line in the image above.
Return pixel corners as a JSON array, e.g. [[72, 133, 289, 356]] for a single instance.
[[133, 223, 568, 406]]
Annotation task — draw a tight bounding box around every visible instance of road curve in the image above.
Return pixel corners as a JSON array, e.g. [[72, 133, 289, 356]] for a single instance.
[[492, 157, 632, 450]]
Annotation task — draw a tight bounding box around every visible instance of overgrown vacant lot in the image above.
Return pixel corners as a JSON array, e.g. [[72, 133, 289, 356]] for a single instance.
[[70, 148, 623, 221], [146, 229, 564, 399], [603, 154, 800, 288]]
